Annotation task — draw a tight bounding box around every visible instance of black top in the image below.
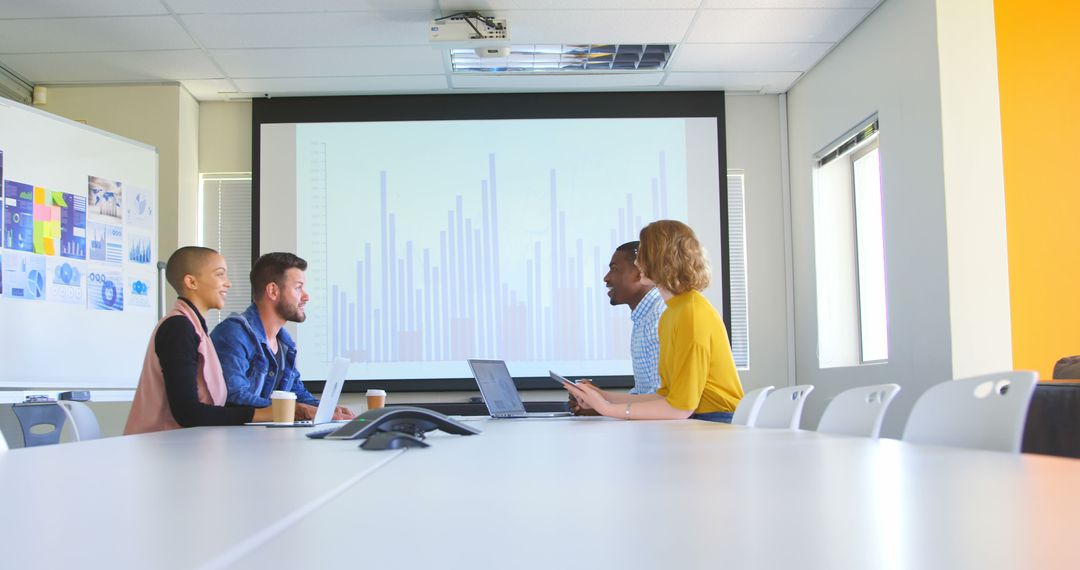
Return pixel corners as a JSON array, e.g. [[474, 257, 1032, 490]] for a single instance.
[[155, 298, 255, 426]]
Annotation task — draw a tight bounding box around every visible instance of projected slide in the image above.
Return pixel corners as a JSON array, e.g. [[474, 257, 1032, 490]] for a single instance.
[[266, 117, 722, 380]]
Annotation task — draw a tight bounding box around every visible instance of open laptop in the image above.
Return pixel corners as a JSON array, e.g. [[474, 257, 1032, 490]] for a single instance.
[[247, 357, 351, 426], [467, 359, 572, 419]]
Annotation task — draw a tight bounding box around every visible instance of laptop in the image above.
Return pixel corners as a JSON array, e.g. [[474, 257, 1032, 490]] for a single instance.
[[467, 359, 572, 419], [246, 357, 351, 426]]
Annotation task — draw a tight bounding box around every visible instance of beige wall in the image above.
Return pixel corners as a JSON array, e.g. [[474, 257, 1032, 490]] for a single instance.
[[199, 101, 252, 173]]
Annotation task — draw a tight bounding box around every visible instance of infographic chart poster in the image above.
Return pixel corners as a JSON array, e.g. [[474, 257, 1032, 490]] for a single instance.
[[2, 250, 46, 301], [87, 266, 124, 311], [4, 180, 34, 252], [87, 175, 122, 221], [126, 184, 154, 229], [46, 258, 86, 306], [126, 270, 153, 309]]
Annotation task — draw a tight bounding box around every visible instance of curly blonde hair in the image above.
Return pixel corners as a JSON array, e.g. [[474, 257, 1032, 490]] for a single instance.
[[636, 220, 711, 295]]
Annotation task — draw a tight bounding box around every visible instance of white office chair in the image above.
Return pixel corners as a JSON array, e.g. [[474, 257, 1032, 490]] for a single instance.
[[731, 385, 774, 426], [902, 371, 1037, 453], [754, 385, 815, 429], [58, 401, 102, 442], [816, 383, 901, 438], [0, 429, 8, 451]]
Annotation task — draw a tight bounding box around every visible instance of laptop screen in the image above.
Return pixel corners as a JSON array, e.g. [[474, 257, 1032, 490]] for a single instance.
[[312, 357, 350, 424], [468, 359, 526, 416]]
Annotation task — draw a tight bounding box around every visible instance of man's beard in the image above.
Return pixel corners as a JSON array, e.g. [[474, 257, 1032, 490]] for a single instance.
[[277, 299, 306, 323]]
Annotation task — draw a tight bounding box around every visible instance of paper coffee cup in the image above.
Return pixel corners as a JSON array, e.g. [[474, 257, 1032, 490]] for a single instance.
[[366, 389, 386, 410], [270, 390, 297, 423]]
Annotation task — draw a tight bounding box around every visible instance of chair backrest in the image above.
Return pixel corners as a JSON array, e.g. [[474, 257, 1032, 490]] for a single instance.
[[11, 403, 68, 447], [731, 386, 774, 426], [816, 383, 901, 438], [59, 401, 102, 442], [755, 385, 815, 429], [902, 371, 1038, 453]]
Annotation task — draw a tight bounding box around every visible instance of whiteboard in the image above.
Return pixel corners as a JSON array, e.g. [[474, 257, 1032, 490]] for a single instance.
[[0, 98, 158, 389]]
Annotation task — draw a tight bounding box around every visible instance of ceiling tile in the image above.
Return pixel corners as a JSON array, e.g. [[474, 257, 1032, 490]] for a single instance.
[[212, 46, 447, 78], [0, 0, 168, 18], [493, 10, 695, 44], [164, 0, 437, 14], [234, 75, 448, 96], [439, 1, 700, 9], [0, 51, 221, 82], [181, 11, 434, 49], [704, 0, 880, 8], [664, 71, 802, 93], [672, 42, 831, 72], [181, 78, 238, 100], [688, 8, 868, 44], [450, 73, 662, 90], [0, 17, 195, 54]]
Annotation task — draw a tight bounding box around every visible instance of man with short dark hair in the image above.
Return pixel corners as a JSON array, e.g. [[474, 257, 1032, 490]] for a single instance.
[[210, 252, 354, 421], [570, 241, 665, 414]]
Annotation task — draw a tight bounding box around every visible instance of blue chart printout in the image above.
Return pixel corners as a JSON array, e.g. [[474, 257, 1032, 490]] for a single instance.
[[46, 258, 86, 305], [87, 266, 124, 311], [128, 232, 152, 264], [57, 192, 87, 259], [2, 251, 46, 301], [125, 184, 154, 229], [126, 271, 153, 309], [4, 180, 34, 252], [289, 118, 720, 380]]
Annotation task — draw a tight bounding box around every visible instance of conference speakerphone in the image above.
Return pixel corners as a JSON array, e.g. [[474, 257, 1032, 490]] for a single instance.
[[308, 407, 481, 440]]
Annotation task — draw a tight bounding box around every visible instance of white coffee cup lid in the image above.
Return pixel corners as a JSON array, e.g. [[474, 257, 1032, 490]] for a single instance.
[[270, 390, 297, 400], [366, 389, 386, 396]]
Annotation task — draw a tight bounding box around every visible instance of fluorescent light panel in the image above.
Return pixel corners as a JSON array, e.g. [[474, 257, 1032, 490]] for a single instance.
[[450, 44, 673, 73]]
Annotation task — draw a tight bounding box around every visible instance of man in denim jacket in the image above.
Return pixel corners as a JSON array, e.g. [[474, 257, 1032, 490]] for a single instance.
[[210, 252, 354, 421]]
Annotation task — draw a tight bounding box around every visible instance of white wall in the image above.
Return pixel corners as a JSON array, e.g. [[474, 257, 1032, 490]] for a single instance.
[[936, 0, 1011, 378], [724, 94, 791, 391], [786, 0, 1009, 437]]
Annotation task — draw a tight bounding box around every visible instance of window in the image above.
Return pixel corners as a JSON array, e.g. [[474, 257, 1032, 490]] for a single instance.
[[812, 119, 888, 367], [728, 171, 750, 369], [199, 174, 252, 326]]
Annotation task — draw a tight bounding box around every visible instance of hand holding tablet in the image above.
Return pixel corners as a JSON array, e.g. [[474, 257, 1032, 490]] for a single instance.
[[549, 371, 577, 387]]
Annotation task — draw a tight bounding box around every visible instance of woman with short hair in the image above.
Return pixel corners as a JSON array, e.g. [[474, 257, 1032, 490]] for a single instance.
[[565, 220, 744, 422]]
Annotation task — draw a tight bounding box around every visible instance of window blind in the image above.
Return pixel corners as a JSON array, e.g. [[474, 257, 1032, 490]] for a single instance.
[[727, 172, 750, 369], [201, 176, 252, 326]]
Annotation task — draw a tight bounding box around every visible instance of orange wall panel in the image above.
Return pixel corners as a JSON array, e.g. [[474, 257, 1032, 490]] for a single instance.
[[996, 0, 1080, 378]]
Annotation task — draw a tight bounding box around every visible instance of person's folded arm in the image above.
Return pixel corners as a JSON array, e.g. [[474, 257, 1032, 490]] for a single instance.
[[210, 321, 271, 408], [157, 317, 256, 426]]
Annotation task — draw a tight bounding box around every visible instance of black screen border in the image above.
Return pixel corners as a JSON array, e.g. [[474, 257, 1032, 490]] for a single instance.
[[252, 91, 728, 392]]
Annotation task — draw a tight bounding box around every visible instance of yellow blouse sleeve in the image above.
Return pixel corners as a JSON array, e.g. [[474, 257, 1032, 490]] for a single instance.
[[662, 340, 712, 411]]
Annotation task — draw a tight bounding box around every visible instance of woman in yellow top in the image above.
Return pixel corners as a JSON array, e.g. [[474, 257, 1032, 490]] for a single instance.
[[565, 220, 744, 422]]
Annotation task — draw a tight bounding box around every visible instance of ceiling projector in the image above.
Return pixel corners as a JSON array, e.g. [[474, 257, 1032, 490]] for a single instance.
[[429, 11, 510, 48]]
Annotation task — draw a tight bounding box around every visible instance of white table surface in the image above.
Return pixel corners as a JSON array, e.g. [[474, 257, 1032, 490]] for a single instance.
[[0, 426, 402, 569], [225, 418, 1080, 570], [4, 418, 1080, 569]]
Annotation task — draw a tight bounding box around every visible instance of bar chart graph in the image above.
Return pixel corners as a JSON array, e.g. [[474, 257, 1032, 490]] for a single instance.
[[294, 118, 693, 370]]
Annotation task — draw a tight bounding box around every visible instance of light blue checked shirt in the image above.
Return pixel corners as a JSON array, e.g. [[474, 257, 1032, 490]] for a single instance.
[[629, 287, 665, 394]]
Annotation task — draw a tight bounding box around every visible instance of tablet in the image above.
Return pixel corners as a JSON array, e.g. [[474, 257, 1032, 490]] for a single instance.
[[549, 371, 577, 387]]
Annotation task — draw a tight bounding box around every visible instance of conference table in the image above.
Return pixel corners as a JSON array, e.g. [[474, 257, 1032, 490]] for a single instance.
[[2, 417, 1079, 569]]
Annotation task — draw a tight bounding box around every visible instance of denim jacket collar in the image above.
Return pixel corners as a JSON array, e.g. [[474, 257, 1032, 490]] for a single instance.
[[237, 303, 297, 354]]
